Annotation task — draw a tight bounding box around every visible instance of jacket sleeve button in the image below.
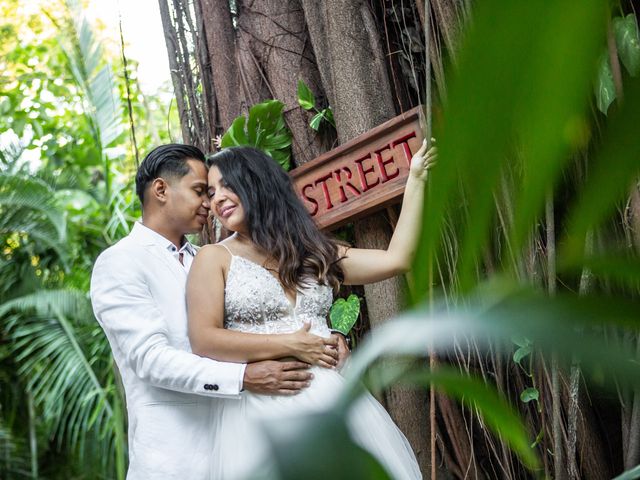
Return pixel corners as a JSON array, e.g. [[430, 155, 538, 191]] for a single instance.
[[212, 384, 219, 391]]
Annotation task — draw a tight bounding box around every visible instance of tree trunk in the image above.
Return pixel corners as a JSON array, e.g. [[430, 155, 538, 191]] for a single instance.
[[198, 0, 242, 131], [236, 0, 325, 164], [158, 0, 191, 144]]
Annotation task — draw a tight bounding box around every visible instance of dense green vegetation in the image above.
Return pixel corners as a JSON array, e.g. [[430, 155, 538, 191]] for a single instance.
[[0, 1, 178, 477]]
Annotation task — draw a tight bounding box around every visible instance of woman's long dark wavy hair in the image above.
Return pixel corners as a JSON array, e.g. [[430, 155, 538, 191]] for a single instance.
[[207, 147, 344, 292]]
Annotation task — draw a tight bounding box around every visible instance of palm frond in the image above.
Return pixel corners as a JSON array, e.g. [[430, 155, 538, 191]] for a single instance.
[[0, 418, 31, 478], [0, 289, 93, 321], [62, 0, 123, 150], [0, 290, 126, 476], [0, 173, 67, 243]]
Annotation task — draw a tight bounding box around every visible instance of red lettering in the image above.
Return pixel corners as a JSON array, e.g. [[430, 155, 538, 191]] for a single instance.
[[374, 144, 400, 183], [341, 167, 362, 197], [301, 183, 319, 216], [354, 153, 380, 192], [333, 169, 348, 203], [333, 167, 362, 203], [391, 131, 418, 166], [314, 173, 335, 210]]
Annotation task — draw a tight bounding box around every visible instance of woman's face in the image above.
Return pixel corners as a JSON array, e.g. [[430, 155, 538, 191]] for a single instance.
[[207, 165, 247, 233]]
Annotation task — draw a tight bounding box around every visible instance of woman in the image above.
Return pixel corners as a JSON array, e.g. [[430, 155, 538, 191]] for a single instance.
[[187, 142, 435, 479]]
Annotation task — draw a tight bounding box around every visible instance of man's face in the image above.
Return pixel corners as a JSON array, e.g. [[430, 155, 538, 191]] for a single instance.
[[164, 159, 210, 235]]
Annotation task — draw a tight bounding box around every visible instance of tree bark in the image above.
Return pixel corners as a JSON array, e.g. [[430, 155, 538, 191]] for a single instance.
[[236, 0, 325, 164], [198, 0, 242, 131], [158, 0, 191, 144]]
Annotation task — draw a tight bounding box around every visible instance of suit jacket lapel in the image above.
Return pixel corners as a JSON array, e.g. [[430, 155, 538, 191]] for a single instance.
[[128, 222, 188, 286], [145, 244, 187, 286]]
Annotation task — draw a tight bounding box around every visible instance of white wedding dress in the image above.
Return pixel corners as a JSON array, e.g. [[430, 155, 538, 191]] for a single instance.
[[209, 248, 422, 479]]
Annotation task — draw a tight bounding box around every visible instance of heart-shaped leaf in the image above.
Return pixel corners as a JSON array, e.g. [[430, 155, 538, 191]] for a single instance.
[[520, 387, 539, 403], [595, 51, 616, 114], [513, 345, 532, 366], [329, 294, 360, 335]]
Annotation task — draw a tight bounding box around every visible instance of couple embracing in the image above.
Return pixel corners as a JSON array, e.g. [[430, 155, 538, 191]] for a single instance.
[[90, 142, 436, 479]]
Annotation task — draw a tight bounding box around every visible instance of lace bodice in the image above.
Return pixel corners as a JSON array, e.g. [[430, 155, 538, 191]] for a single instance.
[[224, 254, 333, 337]]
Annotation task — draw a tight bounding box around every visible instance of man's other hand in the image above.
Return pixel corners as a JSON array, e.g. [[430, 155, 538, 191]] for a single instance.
[[331, 333, 350, 370]]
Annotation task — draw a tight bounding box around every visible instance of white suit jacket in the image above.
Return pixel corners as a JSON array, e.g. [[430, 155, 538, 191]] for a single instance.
[[90, 222, 245, 479]]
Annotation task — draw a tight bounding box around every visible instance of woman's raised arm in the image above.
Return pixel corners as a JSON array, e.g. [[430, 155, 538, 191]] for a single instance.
[[339, 139, 437, 285]]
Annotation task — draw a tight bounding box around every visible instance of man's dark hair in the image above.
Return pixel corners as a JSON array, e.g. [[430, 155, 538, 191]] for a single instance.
[[135, 144, 206, 205]]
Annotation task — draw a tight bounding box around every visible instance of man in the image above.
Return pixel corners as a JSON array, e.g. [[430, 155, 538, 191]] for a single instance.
[[90, 144, 348, 479]]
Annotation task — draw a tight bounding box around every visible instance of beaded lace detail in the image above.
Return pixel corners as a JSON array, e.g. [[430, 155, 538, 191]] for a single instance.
[[224, 255, 333, 337]]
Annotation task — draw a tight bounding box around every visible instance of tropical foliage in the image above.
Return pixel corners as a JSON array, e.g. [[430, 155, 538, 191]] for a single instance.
[[0, 0, 178, 478], [220, 99, 293, 171]]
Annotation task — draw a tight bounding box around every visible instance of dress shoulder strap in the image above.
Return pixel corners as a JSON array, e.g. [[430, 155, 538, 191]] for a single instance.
[[217, 241, 235, 256]]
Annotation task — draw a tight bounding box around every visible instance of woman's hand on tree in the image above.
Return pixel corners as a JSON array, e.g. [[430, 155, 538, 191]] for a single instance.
[[409, 137, 437, 181]]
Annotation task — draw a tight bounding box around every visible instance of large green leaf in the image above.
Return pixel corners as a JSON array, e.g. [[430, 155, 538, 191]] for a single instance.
[[220, 99, 293, 171], [335, 285, 640, 474], [563, 74, 640, 261], [221, 116, 249, 148], [412, 0, 607, 297], [60, 2, 123, 149]]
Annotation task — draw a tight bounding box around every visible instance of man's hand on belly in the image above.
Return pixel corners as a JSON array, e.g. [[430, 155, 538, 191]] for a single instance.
[[243, 360, 313, 395]]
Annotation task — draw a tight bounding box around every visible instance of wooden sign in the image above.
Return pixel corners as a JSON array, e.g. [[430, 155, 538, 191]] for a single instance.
[[291, 106, 425, 230]]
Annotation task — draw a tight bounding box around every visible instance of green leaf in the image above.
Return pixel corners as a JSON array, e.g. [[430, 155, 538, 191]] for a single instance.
[[297, 79, 316, 110], [595, 52, 616, 114], [247, 100, 285, 142], [323, 106, 335, 127], [520, 387, 539, 403], [270, 149, 291, 172], [221, 115, 249, 148], [220, 100, 292, 171], [334, 288, 640, 473], [374, 366, 539, 471], [309, 112, 324, 131], [329, 294, 360, 335], [613, 14, 640, 76], [513, 345, 532, 366], [412, 0, 608, 298], [511, 335, 531, 348], [614, 464, 640, 480], [564, 74, 640, 261], [2, 295, 126, 478]]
